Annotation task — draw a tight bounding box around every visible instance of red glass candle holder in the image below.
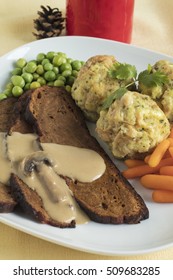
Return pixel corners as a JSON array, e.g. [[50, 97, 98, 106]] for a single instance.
[[66, 0, 135, 43]]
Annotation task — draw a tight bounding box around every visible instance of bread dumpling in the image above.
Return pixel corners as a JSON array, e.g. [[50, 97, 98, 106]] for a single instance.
[[71, 55, 134, 122], [96, 91, 170, 159]]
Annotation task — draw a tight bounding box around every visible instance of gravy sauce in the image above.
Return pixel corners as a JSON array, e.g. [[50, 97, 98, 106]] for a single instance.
[[41, 143, 106, 182], [0, 133, 11, 184], [0, 132, 106, 225]]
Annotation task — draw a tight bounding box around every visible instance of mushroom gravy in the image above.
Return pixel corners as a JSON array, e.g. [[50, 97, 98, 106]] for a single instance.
[[0, 132, 106, 224]]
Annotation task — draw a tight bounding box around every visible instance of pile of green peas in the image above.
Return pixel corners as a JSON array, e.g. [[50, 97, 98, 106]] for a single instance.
[[0, 51, 84, 100]]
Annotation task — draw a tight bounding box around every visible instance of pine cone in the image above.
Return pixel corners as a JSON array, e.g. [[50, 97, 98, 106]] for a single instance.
[[33, 5, 65, 39]]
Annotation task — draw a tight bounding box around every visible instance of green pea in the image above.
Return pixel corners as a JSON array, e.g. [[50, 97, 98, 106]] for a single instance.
[[0, 93, 7, 100], [37, 77, 46, 86], [47, 81, 54, 86], [21, 72, 33, 83], [44, 62, 53, 71], [16, 58, 27, 68], [60, 63, 72, 73], [33, 73, 40, 80], [67, 58, 73, 64], [58, 75, 66, 81], [53, 55, 66, 67], [12, 68, 22, 75], [46, 51, 56, 61], [12, 86, 23, 97], [30, 81, 41, 89], [41, 58, 50, 66], [2, 89, 12, 97], [57, 52, 67, 58], [24, 83, 31, 91], [66, 75, 75, 86], [54, 79, 64, 87], [5, 83, 13, 90], [36, 65, 44, 75], [72, 70, 79, 77], [30, 59, 37, 63], [0, 89, 12, 97], [25, 61, 37, 73], [11, 75, 25, 88], [52, 66, 59, 75], [1, 52, 86, 101], [36, 53, 46, 63], [61, 70, 72, 77], [71, 60, 82, 71], [22, 66, 27, 73], [44, 70, 56, 82], [65, 85, 71, 92]]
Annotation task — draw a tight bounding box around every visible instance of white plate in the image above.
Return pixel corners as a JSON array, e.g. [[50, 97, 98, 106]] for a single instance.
[[1, 36, 173, 256]]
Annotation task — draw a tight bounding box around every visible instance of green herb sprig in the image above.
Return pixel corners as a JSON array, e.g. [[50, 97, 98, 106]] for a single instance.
[[101, 88, 127, 110], [108, 62, 137, 80], [101, 62, 170, 110], [138, 64, 169, 87]]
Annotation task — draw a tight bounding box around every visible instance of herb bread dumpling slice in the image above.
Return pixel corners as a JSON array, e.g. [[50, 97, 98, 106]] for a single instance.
[[96, 91, 170, 159], [71, 55, 136, 122], [138, 60, 173, 123]]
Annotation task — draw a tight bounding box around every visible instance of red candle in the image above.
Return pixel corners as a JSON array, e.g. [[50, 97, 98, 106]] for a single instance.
[[66, 0, 135, 43]]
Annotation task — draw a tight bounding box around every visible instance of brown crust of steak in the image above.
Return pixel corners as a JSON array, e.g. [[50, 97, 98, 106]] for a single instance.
[[0, 97, 18, 132], [0, 182, 17, 213], [8, 90, 33, 135], [10, 173, 75, 228], [0, 98, 18, 212]]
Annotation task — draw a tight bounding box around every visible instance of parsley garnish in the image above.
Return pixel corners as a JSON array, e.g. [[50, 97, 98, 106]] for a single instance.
[[138, 69, 169, 87], [109, 62, 137, 80], [101, 62, 136, 110], [101, 62, 170, 111], [101, 88, 127, 110]]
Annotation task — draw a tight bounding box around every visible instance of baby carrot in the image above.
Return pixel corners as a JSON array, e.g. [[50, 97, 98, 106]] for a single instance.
[[123, 157, 173, 179], [168, 138, 173, 146], [122, 164, 159, 179], [152, 190, 173, 203], [140, 174, 173, 191], [124, 159, 145, 168], [144, 155, 150, 163], [163, 149, 172, 158], [159, 166, 173, 176], [169, 127, 173, 138], [148, 139, 170, 167], [169, 146, 173, 157], [145, 150, 171, 164]]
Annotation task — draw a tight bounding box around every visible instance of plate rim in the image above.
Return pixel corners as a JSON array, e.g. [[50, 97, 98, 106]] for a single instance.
[[0, 36, 173, 257]]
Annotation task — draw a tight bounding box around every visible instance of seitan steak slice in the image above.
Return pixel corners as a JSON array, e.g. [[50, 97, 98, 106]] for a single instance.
[[21, 85, 149, 224], [8, 90, 33, 135], [0, 182, 17, 213], [9, 89, 76, 227], [0, 97, 17, 132], [0, 98, 17, 212], [10, 174, 75, 228]]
